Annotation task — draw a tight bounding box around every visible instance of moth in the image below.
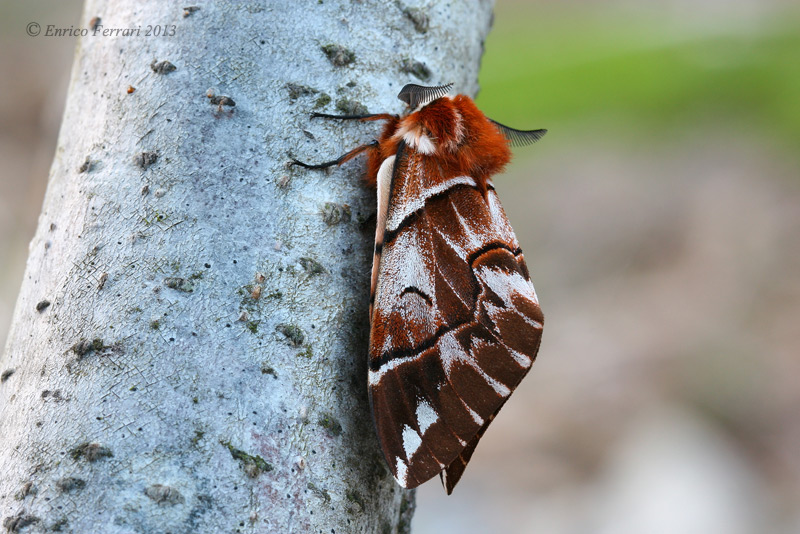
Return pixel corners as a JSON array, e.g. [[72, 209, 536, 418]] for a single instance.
[[292, 83, 545, 494]]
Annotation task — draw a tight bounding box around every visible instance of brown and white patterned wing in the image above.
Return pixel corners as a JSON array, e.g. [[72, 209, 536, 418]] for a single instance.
[[368, 151, 544, 493]]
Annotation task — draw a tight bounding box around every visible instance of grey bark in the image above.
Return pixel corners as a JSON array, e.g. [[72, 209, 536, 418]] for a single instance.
[[0, 1, 494, 532]]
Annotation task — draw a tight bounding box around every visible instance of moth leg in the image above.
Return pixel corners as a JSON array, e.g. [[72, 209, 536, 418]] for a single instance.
[[290, 140, 379, 170], [311, 112, 397, 122]]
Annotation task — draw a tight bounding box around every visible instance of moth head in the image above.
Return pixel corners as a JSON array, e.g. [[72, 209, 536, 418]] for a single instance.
[[397, 83, 454, 111]]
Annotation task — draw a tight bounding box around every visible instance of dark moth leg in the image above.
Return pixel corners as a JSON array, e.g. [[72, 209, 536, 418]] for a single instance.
[[289, 112, 397, 169], [290, 140, 379, 170], [310, 112, 397, 122]]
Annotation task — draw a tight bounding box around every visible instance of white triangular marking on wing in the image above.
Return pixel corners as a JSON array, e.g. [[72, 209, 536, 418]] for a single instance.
[[438, 331, 467, 375], [402, 425, 423, 459], [416, 399, 439, 434]]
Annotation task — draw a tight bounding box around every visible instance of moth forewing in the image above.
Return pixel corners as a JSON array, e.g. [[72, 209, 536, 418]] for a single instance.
[[291, 84, 545, 494], [367, 152, 543, 492]]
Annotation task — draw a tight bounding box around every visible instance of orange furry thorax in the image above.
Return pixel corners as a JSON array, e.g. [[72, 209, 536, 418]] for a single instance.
[[364, 95, 512, 193]]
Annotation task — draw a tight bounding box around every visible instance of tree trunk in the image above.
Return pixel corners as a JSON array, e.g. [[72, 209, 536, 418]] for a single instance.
[[0, 1, 494, 532]]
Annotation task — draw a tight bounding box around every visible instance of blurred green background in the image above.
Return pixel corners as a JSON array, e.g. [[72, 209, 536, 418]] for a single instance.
[[1, 1, 798, 533], [480, 2, 800, 152]]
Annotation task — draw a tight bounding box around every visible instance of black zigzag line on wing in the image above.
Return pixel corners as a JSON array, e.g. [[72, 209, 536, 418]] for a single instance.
[[369, 239, 523, 372]]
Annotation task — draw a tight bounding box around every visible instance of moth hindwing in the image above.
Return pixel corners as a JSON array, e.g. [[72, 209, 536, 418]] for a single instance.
[[292, 84, 545, 494]]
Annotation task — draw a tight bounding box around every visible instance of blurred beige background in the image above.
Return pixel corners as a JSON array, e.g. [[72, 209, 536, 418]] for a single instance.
[[1, 1, 799, 533]]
